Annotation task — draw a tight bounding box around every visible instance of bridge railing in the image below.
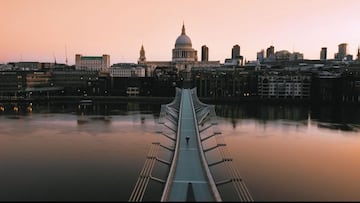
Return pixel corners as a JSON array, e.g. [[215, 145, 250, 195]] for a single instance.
[[129, 88, 181, 202], [189, 88, 222, 202], [191, 87, 254, 202], [160, 88, 184, 201]]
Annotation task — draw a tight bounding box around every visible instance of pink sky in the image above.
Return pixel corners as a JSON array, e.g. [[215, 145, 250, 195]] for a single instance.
[[1, 0, 359, 65]]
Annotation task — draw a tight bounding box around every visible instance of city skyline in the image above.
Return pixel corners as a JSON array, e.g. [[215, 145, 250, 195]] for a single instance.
[[1, 0, 360, 65]]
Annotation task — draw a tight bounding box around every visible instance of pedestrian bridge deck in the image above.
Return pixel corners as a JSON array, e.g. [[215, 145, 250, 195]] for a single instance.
[[160, 88, 220, 201], [129, 88, 253, 202]]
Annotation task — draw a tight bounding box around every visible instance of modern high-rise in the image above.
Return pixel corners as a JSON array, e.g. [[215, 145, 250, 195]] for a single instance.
[[201, 45, 209, 62], [231, 44, 241, 59], [266, 45, 275, 59], [75, 54, 110, 71], [320, 47, 327, 60], [335, 43, 347, 60], [257, 49, 264, 62], [339, 43, 347, 56]]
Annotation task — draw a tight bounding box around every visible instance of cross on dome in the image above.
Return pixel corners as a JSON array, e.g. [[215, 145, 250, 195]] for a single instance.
[[182, 22, 186, 35]]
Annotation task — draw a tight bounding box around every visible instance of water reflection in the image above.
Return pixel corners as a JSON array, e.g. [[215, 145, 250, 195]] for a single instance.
[[1, 101, 360, 201], [212, 103, 360, 201], [317, 123, 359, 132], [215, 103, 360, 132], [77, 115, 112, 125], [0, 103, 163, 201]]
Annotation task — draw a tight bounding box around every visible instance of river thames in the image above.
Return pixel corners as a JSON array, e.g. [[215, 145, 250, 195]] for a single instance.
[[0, 101, 359, 201]]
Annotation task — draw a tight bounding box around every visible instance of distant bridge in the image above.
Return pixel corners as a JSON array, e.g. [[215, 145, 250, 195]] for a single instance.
[[129, 88, 253, 202]]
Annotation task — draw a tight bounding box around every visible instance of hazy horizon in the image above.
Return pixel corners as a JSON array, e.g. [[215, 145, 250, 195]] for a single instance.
[[1, 0, 360, 65]]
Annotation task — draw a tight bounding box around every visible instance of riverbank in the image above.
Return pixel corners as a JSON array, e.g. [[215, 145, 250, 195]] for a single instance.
[[1, 95, 359, 106], [0, 96, 174, 104]]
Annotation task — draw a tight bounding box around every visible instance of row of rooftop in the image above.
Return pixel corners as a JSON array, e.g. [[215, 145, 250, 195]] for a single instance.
[[2, 24, 359, 70], [1, 42, 359, 73], [0, 59, 360, 104]]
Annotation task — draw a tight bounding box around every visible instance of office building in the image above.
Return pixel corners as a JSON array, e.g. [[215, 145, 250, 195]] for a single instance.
[[320, 47, 327, 60], [335, 43, 347, 60], [201, 45, 209, 62], [110, 63, 145, 78], [258, 72, 311, 99], [265, 45, 275, 62], [75, 54, 110, 71], [232, 44, 241, 59], [257, 49, 264, 62]]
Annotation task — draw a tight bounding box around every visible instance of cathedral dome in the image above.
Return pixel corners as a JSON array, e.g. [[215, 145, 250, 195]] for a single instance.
[[172, 23, 197, 62], [175, 24, 192, 48]]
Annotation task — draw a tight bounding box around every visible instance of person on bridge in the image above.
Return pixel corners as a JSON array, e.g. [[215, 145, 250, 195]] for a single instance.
[[185, 136, 190, 144]]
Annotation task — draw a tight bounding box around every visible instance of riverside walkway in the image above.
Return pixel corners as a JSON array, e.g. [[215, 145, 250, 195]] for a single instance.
[[129, 88, 253, 202]]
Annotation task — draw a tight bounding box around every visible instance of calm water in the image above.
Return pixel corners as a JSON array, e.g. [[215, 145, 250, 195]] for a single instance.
[[0, 102, 359, 201]]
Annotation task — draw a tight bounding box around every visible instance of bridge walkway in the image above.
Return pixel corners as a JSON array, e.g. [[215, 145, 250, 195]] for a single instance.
[[162, 88, 220, 201]]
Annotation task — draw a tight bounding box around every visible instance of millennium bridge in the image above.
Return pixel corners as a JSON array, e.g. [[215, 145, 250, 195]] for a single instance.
[[129, 88, 253, 202]]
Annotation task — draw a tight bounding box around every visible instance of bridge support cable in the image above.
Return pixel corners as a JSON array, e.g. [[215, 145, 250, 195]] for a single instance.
[[215, 135, 253, 202], [198, 110, 210, 125], [155, 131, 176, 141], [216, 178, 233, 186], [199, 123, 216, 133], [161, 123, 177, 132], [155, 157, 171, 166], [150, 175, 166, 184], [208, 158, 233, 167], [201, 132, 222, 142], [158, 106, 167, 124], [159, 107, 178, 125], [166, 110, 178, 121], [163, 115, 178, 126], [129, 142, 160, 202], [165, 106, 179, 119], [203, 143, 227, 153], [159, 143, 175, 152]]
